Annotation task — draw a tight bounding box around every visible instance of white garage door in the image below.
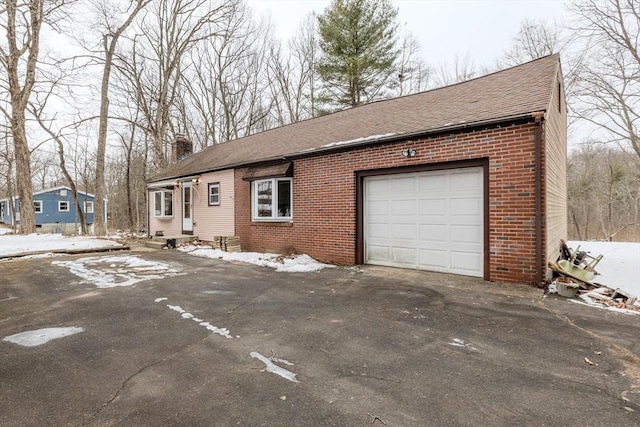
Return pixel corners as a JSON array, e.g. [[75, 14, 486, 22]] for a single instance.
[[364, 167, 484, 277]]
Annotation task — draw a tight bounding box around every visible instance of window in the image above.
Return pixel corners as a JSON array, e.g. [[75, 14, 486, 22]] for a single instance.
[[85, 201, 94, 214], [58, 201, 69, 212], [33, 201, 42, 213], [153, 190, 173, 217], [208, 183, 220, 206], [252, 178, 292, 220]]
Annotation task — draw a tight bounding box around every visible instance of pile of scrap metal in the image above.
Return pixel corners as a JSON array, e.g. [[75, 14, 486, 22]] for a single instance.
[[548, 240, 639, 313]]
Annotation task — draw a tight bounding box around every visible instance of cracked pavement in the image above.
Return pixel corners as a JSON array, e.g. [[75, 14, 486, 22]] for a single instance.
[[1, 248, 639, 426]]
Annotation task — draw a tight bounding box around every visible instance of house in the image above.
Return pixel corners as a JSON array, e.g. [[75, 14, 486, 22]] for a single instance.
[[147, 54, 567, 285], [0, 186, 107, 233]]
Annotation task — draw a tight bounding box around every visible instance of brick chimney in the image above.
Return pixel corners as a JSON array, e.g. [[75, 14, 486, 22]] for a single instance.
[[172, 134, 193, 163]]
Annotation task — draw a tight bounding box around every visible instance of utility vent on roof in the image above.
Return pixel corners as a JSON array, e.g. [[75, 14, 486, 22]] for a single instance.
[[242, 162, 293, 181]]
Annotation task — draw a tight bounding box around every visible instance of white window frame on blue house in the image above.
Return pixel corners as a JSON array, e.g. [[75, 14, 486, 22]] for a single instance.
[[58, 201, 69, 212], [33, 200, 42, 213], [153, 190, 174, 218], [84, 201, 94, 213], [252, 178, 292, 221]]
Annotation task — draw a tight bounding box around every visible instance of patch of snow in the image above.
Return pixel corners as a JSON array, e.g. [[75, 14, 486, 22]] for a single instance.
[[0, 233, 123, 257], [52, 255, 184, 288], [319, 133, 396, 149], [178, 245, 334, 273], [449, 338, 477, 351], [250, 351, 299, 382], [3, 327, 83, 347], [570, 298, 639, 316], [0, 228, 13, 235], [165, 302, 233, 338], [568, 241, 640, 297], [154, 297, 168, 302], [271, 357, 294, 366], [168, 304, 186, 314]]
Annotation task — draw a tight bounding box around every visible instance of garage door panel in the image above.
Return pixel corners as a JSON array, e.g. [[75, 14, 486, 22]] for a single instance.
[[367, 179, 389, 195], [367, 245, 390, 263], [392, 176, 417, 193], [418, 249, 448, 270], [390, 223, 417, 239], [418, 174, 446, 191], [391, 247, 416, 265], [391, 199, 416, 215], [419, 198, 447, 215], [368, 222, 389, 238], [451, 225, 482, 243], [365, 167, 484, 278], [450, 251, 482, 273], [451, 197, 482, 216], [420, 224, 447, 242], [450, 169, 482, 189]]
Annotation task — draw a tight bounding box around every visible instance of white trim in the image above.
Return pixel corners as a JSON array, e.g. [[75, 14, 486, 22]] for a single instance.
[[58, 201, 70, 212], [33, 200, 43, 213], [153, 189, 174, 218], [84, 200, 94, 214], [252, 178, 292, 221]]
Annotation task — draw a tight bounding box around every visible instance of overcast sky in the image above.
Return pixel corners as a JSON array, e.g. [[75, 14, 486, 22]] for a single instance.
[[247, 0, 570, 68]]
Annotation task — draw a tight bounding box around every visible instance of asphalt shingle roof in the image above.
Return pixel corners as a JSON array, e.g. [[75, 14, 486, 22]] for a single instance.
[[150, 54, 560, 182]]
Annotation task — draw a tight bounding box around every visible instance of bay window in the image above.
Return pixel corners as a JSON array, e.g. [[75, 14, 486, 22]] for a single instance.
[[153, 190, 173, 217], [252, 178, 292, 220]]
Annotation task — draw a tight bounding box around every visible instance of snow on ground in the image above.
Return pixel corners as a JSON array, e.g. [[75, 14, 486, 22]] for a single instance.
[[161, 300, 235, 338], [0, 233, 123, 257], [178, 244, 334, 273], [3, 327, 83, 347], [0, 227, 12, 235], [250, 351, 299, 383], [568, 241, 640, 297], [52, 255, 185, 288]]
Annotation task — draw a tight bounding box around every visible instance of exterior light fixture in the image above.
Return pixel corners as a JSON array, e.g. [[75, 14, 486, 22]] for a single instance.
[[401, 148, 417, 158]]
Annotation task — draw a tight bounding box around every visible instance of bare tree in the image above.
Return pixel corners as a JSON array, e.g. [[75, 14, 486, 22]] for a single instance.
[[116, 0, 238, 171], [267, 14, 318, 125], [501, 18, 560, 67], [568, 141, 640, 241], [0, 0, 45, 233], [571, 0, 640, 160], [88, 0, 149, 236], [395, 31, 432, 96], [433, 52, 478, 87]]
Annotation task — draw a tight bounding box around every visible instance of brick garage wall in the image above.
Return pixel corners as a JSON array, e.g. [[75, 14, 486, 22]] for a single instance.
[[235, 120, 543, 284]]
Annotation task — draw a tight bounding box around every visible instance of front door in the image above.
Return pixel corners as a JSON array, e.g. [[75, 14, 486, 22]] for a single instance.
[[182, 183, 193, 234]]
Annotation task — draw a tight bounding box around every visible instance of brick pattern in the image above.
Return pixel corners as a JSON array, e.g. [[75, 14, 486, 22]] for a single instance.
[[236, 121, 545, 284]]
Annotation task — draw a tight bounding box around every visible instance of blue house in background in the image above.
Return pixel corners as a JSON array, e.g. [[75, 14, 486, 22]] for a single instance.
[[0, 186, 107, 233]]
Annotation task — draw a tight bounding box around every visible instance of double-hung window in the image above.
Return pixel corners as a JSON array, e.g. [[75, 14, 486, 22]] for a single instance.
[[33, 201, 42, 213], [252, 178, 292, 221], [153, 190, 173, 217], [208, 183, 220, 206], [84, 201, 94, 213], [58, 201, 69, 212]]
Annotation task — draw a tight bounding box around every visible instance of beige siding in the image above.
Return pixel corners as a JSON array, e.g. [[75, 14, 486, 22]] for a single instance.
[[544, 70, 568, 269], [148, 188, 183, 236], [193, 169, 235, 241]]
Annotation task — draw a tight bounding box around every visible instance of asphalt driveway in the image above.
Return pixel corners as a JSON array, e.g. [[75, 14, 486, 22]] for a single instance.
[[1, 248, 639, 426]]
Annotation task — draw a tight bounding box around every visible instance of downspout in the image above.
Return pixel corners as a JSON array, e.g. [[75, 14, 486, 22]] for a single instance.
[[146, 189, 151, 238], [533, 112, 544, 285]]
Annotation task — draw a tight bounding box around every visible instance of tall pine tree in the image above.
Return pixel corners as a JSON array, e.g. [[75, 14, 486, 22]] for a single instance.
[[317, 0, 399, 111]]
